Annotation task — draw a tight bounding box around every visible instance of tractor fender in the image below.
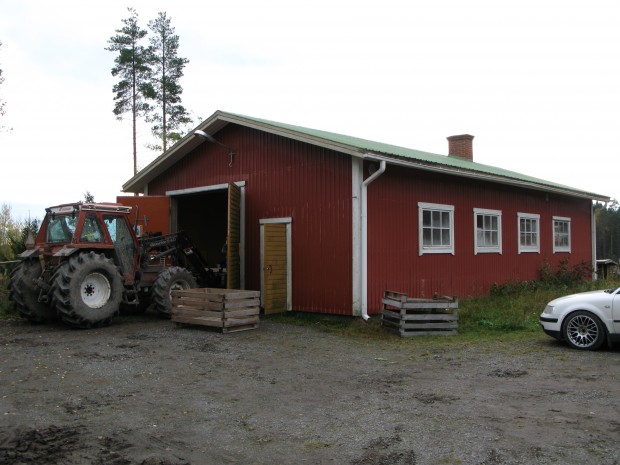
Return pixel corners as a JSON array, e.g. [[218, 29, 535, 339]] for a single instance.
[[18, 248, 40, 258], [53, 247, 79, 257]]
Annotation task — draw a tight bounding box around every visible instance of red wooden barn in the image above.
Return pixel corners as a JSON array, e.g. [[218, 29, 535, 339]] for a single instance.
[[121, 110, 609, 317]]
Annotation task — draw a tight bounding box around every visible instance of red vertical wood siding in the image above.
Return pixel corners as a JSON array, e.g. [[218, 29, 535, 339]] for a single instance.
[[366, 164, 593, 314], [147, 125, 353, 314], [145, 124, 594, 316]]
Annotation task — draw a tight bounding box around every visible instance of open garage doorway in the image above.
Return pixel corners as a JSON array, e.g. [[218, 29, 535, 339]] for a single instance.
[[168, 182, 245, 289]]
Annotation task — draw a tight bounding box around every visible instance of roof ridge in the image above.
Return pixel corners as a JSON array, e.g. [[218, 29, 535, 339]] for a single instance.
[[123, 110, 609, 201], [219, 111, 607, 200]]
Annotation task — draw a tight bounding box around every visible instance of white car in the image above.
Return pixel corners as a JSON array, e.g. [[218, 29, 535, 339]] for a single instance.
[[540, 287, 620, 350]]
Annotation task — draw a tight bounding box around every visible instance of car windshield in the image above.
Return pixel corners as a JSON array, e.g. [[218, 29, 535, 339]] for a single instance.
[[604, 287, 620, 294], [46, 214, 77, 243]]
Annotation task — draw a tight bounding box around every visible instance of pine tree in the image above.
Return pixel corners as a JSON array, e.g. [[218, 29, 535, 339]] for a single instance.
[[144, 12, 192, 153], [106, 8, 151, 175]]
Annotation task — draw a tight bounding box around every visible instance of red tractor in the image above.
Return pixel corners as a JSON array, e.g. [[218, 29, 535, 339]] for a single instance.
[[9, 202, 221, 328]]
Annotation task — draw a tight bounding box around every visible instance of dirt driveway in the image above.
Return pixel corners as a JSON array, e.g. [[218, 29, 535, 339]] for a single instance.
[[0, 313, 619, 465]]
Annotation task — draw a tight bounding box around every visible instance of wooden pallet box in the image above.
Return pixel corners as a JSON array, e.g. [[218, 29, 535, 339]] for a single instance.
[[381, 290, 458, 337], [171, 288, 260, 333]]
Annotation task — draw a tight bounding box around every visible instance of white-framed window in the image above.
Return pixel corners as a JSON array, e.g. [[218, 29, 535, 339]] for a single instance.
[[553, 216, 571, 253], [474, 208, 502, 254], [518, 212, 540, 254], [418, 202, 455, 255]]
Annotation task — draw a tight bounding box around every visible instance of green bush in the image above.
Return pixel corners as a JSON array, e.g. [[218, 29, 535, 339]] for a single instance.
[[539, 257, 592, 286], [0, 273, 14, 318]]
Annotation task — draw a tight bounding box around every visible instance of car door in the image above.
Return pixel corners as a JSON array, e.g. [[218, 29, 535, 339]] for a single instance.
[[612, 288, 620, 334]]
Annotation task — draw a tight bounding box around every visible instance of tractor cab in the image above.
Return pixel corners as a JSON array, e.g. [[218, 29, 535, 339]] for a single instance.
[[25, 202, 140, 284]]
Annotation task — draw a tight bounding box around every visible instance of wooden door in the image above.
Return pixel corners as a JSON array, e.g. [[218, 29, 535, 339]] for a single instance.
[[227, 183, 241, 289], [262, 223, 288, 314]]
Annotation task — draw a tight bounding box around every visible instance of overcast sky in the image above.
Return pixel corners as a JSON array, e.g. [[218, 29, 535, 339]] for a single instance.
[[1, 0, 618, 221]]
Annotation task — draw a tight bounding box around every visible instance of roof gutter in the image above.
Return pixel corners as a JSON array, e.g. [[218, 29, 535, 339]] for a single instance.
[[365, 153, 609, 202], [361, 158, 386, 321], [122, 110, 609, 203]]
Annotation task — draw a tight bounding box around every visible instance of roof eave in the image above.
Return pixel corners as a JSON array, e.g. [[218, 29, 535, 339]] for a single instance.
[[364, 153, 610, 202], [122, 111, 364, 193], [123, 110, 610, 203], [216, 112, 365, 156], [122, 131, 206, 193]]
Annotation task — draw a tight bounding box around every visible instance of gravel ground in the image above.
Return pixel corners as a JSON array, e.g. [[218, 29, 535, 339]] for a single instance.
[[0, 313, 619, 465]]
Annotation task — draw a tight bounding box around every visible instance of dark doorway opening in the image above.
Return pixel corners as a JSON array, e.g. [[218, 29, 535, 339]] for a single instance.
[[176, 190, 228, 271]]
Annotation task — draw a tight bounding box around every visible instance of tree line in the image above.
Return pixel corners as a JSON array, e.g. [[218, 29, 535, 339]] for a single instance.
[[595, 200, 620, 262], [0, 204, 38, 263], [106, 8, 193, 175]]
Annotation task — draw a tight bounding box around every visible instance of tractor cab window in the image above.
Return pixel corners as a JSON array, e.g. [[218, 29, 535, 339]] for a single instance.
[[80, 214, 104, 242], [46, 215, 77, 243], [104, 215, 136, 275]]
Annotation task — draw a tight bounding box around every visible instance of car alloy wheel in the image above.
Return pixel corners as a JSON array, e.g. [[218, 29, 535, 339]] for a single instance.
[[564, 311, 605, 350]]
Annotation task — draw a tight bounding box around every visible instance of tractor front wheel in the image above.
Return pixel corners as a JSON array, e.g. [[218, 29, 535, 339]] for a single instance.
[[151, 266, 197, 317], [52, 252, 123, 328], [9, 259, 56, 323]]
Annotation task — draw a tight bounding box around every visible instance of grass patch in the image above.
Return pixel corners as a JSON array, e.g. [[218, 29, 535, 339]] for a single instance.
[[267, 279, 620, 344], [2, 267, 619, 343], [461, 279, 618, 335], [268, 311, 392, 340]]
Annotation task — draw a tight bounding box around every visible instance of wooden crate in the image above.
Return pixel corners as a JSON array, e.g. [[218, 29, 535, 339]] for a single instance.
[[171, 288, 260, 333], [381, 290, 458, 337]]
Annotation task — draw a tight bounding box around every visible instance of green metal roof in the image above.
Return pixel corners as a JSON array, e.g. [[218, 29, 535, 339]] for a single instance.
[[122, 110, 610, 201], [223, 112, 609, 201]]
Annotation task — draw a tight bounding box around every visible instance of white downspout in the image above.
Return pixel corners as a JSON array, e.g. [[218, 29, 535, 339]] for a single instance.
[[592, 202, 598, 280], [361, 160, 386, 320]]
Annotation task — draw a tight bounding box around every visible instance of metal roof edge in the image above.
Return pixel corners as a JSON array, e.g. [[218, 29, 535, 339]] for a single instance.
[[122, 110, 364, 192], [365, 153, 610, 202], [122, 110, 611, 202], [216, 112, 365, 157], [122, 111, 231, 192]]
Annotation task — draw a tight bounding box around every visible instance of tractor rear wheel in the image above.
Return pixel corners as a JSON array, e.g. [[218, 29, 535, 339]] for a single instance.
[[9, 259, 56, 323], [52, 252, 123, 328], [151, 266, 197, 317]]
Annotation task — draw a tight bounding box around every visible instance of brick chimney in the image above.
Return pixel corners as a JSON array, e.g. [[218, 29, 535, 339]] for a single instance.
[[447, 134, 474, 161]]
